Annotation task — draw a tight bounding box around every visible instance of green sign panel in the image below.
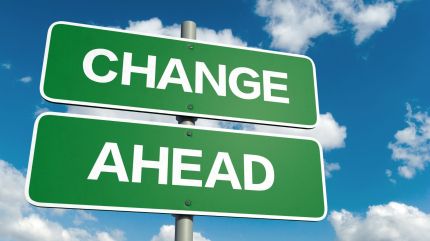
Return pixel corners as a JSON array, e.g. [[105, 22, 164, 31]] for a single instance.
[[41, 22, 319, 128], [26, 113, 327, 221]]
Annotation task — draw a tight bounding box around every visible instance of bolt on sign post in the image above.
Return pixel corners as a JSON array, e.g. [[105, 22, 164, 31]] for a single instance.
[[40, 21, 319, 128], [25, 113, 327, 221]]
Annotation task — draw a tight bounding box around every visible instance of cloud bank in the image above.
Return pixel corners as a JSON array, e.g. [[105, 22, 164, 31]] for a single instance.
[[256, 0, 400, 53], [388, 103, 430, 179], [1, 63, 12, 70], [0, 159, 125, 241], [151, 225, 210, 241], [330, 202, 430, 241], [126, 18, 247, 46], [19, 76, 32, 83]]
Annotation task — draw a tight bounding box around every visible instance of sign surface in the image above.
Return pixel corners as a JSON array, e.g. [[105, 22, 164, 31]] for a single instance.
[[26, 113, 327, 221], [41, 22, 319, 128]]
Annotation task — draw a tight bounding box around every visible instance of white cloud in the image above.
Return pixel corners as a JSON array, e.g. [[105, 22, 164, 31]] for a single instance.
[[329, 202, 430, 241], [256, 0, 401, 53], [19, 76, 32, 83], [0, 159, 125, 241], [67, 105, 252, 130], [127, 17, 247, 46], [0, 160, 27, 218], [151, 225, 210, 241], [256, 0, 336, 53], [2, 63, 11, 69], [385, 169, 397, 184], [67, 105, 177, 124], [331, 0, 397, 44], [325, 161, 341, 178], [96, 230, 125, 241], [385, 169, 392, 177], [388, 103, 430, 179], [66, 106, 251, 131], [194, 118, 225, 129], [73, 210, 97, 226], [34, 106, 50, 117], [252, 113, 347, 151], [50, 209, 67, 216]]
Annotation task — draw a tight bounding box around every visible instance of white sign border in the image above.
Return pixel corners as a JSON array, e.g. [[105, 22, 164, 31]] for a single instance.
[[39, 21, 320, 129], [25, 112, 328, 221]]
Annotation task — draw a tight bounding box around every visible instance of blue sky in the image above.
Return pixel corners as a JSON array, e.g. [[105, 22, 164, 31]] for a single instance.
[[1, 0, 430, 241]]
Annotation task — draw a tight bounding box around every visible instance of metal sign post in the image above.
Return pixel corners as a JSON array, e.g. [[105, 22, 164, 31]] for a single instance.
[[175, 20, 197, 241], [26, 19, 327, 241]]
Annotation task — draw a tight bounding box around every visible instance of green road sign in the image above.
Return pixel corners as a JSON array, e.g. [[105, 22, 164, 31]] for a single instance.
[[26, 112, 326, 221], [40, 22, 319, 128]]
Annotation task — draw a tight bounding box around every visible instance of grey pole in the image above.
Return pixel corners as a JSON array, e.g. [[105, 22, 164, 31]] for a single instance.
[[174, 20, 196, 241], [181, 21, 196, 39], [175, 215, 193, 241]]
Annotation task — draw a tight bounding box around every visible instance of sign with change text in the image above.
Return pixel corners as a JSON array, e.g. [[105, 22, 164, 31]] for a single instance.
[[40, 22, 319, 128]]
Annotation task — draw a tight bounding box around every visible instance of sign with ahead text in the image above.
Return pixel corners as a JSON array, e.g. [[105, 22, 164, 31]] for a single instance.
[[40, 22, 319, 128], [26, 113, 326, 221]]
